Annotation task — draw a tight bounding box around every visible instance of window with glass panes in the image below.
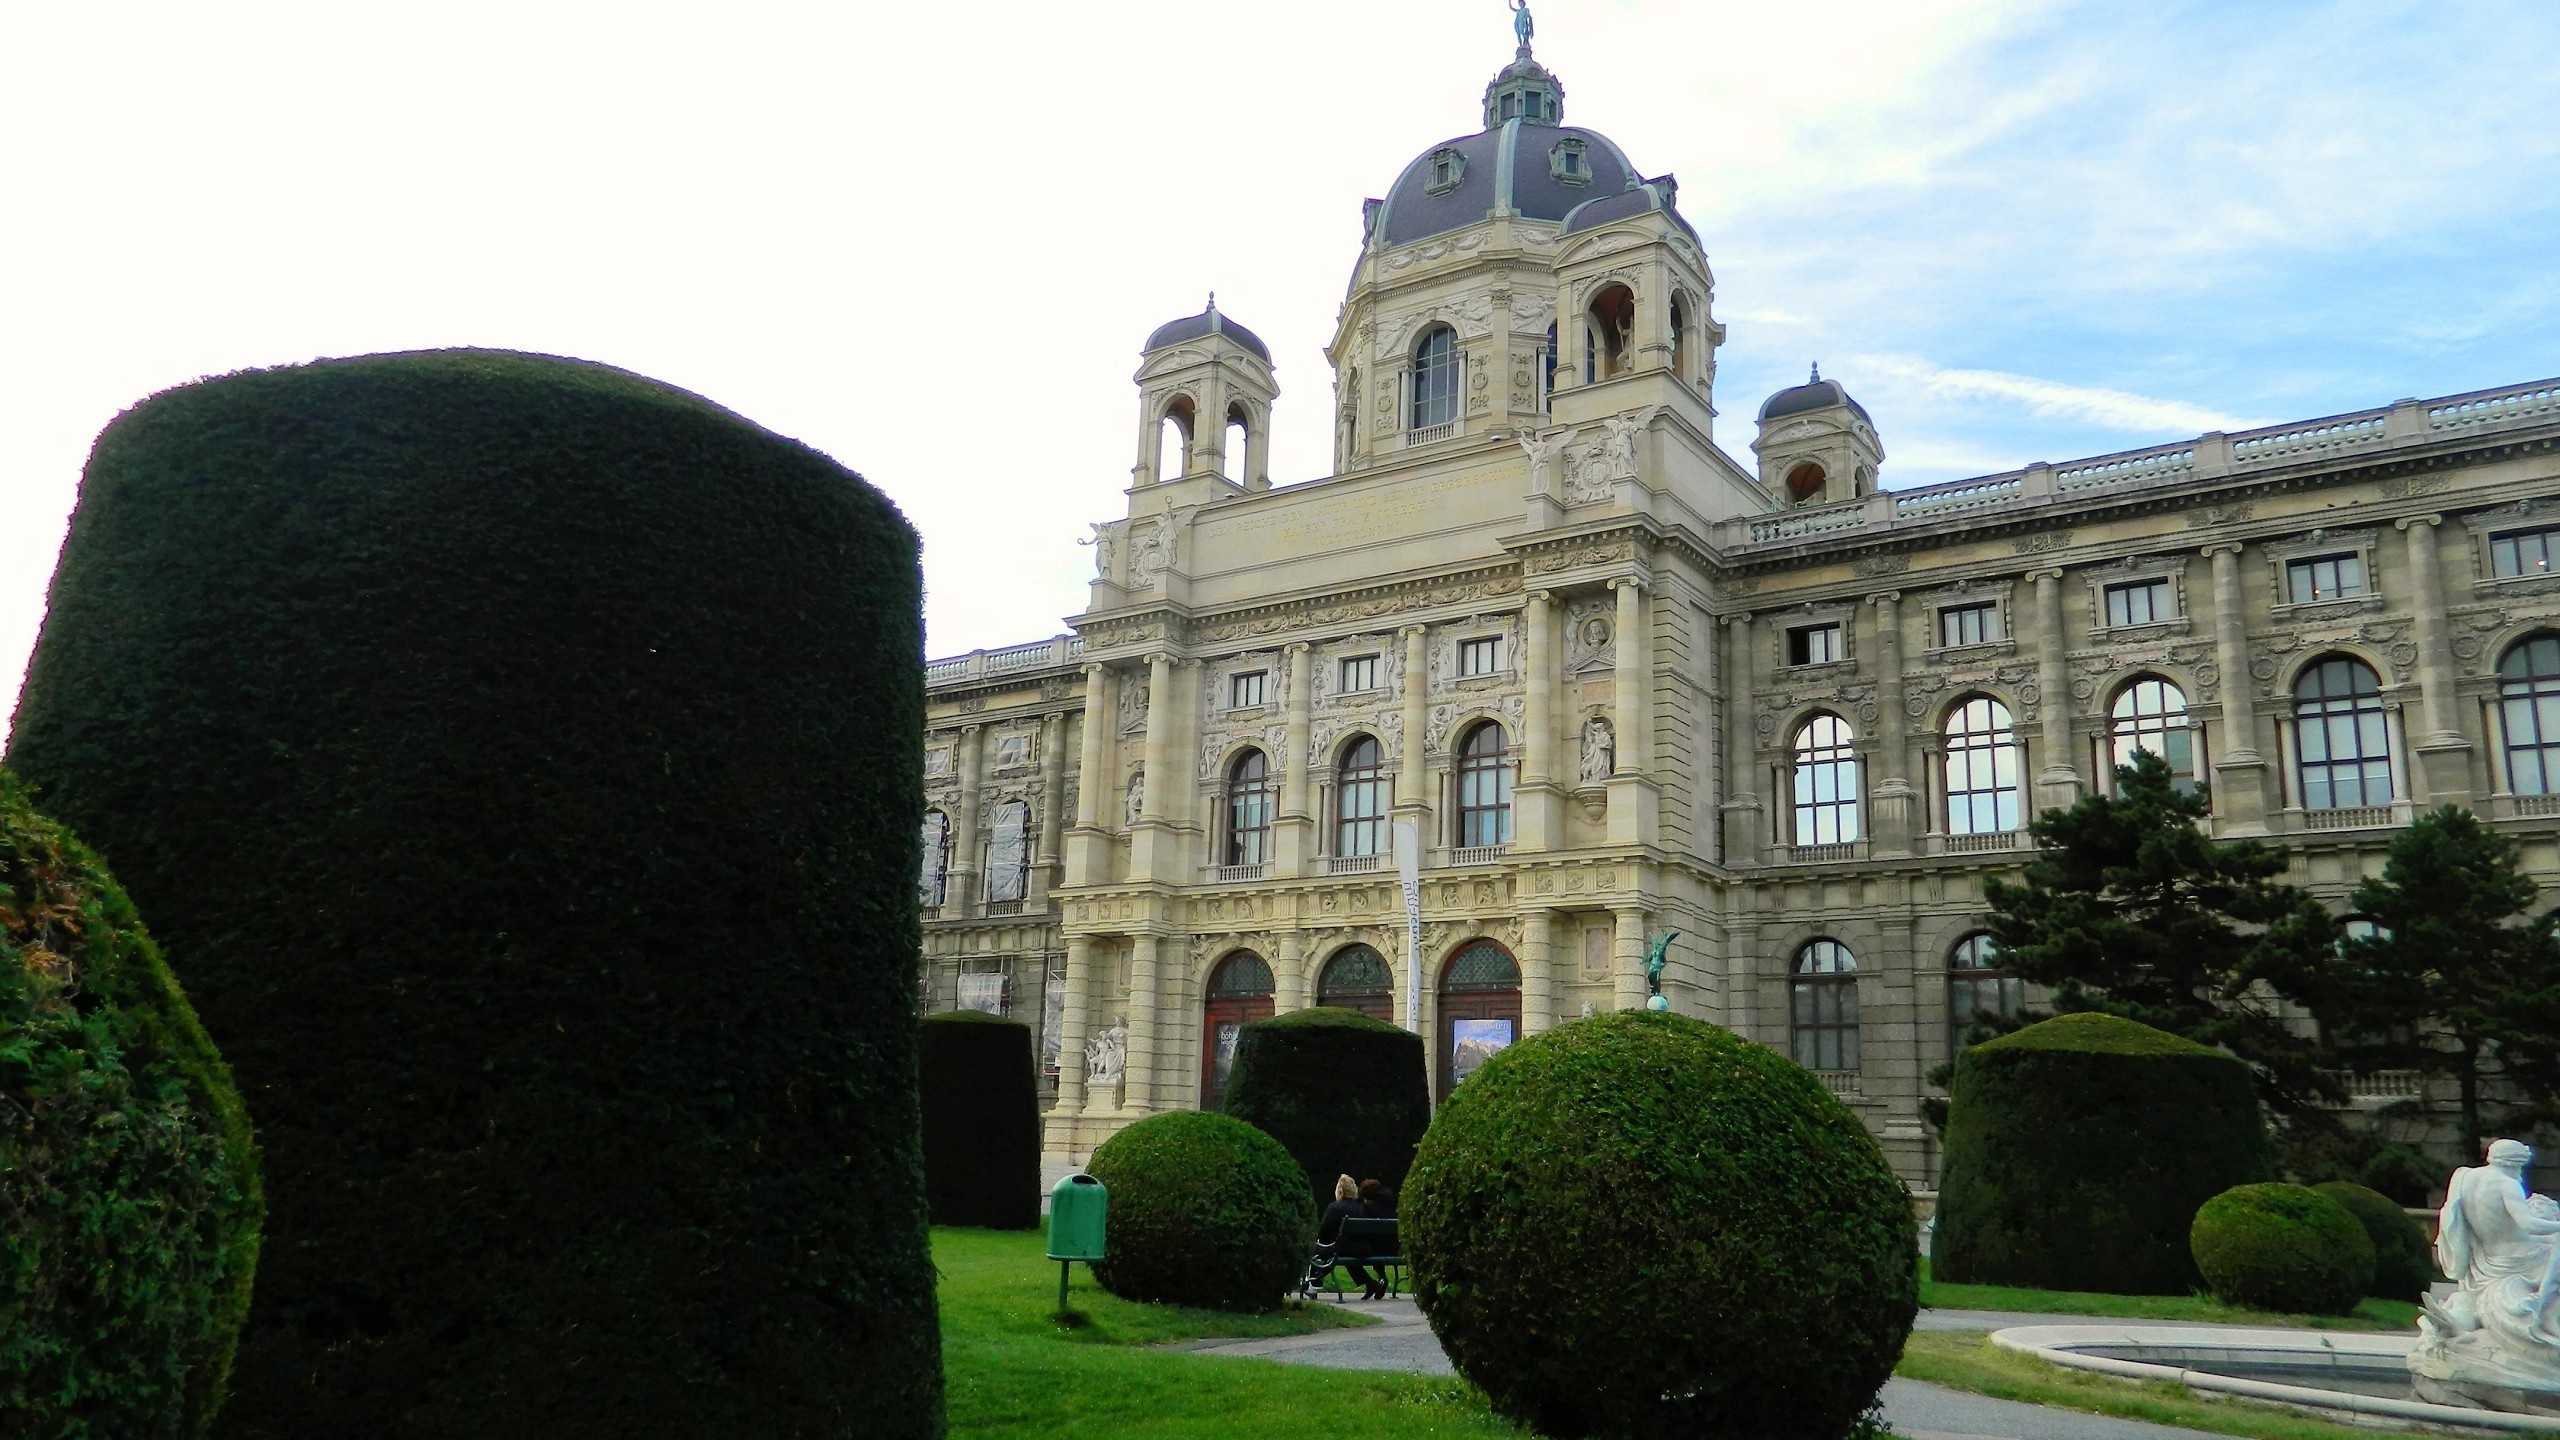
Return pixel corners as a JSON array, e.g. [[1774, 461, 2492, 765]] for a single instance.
[[2104, 578, 2171, 627], [1790, 713, 1861, 844], [1456, 722, 1514, 846], [984, 801, 1031, 902], [1226, 749, 1274, 865], [2109, 677, 2196, 793], [1787, 623, 1842, 666], [2492, 528, 2560, 579], [1410, 327, 1459, 429], [1229, 670, 1266, 709], [1939, 603, 1999, 647], [1947, 933, 2023, 1056], [2286, 552, 2367, 604], [1336, 736, 1387, 857], [1790, 940, 1859, 1072], [2293, 657, 2392, 809], [919, 811, 950, 906], [1942, 695, 2022, 834], [1339, 654, 1378, 693], [2499, 635, 2560, 795], [1457, 636, 1502, 676]]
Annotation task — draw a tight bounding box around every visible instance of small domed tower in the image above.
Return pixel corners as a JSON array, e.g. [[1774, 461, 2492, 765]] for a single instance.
[[1752, 366, 1883, 506], [1132, 297, 1278, 492]]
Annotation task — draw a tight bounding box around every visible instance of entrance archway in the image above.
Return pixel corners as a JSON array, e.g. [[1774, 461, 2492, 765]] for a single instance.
[[1200, 950, 1275, 1111], [1437, 939, 1521, 1102], [1317, 943, 1395, 1022]]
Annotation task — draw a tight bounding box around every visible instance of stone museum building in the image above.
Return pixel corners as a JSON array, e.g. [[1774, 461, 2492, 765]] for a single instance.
[[918, 25, 2560, 1185]]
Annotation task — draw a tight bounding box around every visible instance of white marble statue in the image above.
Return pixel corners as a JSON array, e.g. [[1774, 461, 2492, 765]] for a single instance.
[[2412, 1139, 2560, 1413], [1085, 1024, 1127, 1086], [1579, 715, 1614, 784], [1124, 768, 1145, 827]]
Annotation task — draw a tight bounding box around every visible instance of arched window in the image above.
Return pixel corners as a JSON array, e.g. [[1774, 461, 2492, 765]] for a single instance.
[[1201, 951, 1276, 1110], [1457, 722, 1514, 847], [1411, 326, 1459, 430], [1947, 933, 2022, 1056], [1439, 940, 1522, 1100], [1785, 461, 1827, 504], [1317, 944, 1394, 1021], [1336, 735, 1387, 858], [1790, 940, 1859, 1072], [1943, 695, 2021, 835], [1669, 294, 1690, 380], [2499, 635, 2560, 795], [2293, 656, 2391, 810], [1790, 713, 1860, 845], [2109, 677, 2196, 794], [984, 800, 1031, 903], [1156, 395, 1194, 482], [1225, 748, 1274, 866], [1586, 283, 1634, 380], [1540, 321, 1558, 411], [1222, 403, 1249, 485], [919, 811, 950, 907]]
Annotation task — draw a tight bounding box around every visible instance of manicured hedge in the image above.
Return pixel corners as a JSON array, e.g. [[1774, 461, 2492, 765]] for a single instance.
[[0, 772, 262, 1438], [1087, 1111, 1313, 1312], [1222, 1007, 1429, 1212], [2191, 1183, 2375, 1315], [5, 350, 941, 1438], [1934, 1012, 2272, 1295], [2313, 1181, 2433, 1302], [1403, 1010, 1916, 1440], [919, 1010, 1041, 1229]]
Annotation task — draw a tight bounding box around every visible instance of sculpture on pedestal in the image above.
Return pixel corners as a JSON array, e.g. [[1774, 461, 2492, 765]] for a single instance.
[[2412, 1139, 2560, 1415]]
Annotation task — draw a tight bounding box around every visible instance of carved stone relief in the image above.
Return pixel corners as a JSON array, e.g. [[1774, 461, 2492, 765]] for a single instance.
[[1564, 597, 1615, 672]]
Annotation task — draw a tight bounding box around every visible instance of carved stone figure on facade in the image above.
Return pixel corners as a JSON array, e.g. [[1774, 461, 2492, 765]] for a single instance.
[[1085, 1024, 1127, 1086], [1518, 429, 1564, 497], [2412, 1139, 2560, 1413], [1127, 521, 1171, 590], [1603, 407, 1652, 480], [1081, 522, 1116, 582], [1579, 715, 1615, 783], [1564, 439, 1615, 506], [1125, 768, 1145, 827]]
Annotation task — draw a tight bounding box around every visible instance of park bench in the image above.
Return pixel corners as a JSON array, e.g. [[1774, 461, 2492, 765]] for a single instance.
[[1305, 1215, 1406, 1302]]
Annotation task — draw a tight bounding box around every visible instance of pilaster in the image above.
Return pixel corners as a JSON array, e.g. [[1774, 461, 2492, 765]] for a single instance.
[[1720, 611, 1764, 865], [2029, 569, 2082, 809], [1130, 652, 1180, 879], [1867, 591, 1916, 858], [2399, 513, 2475, 802], [1516, 589, 1564, 850], [1606, 577, 1659, 845], [2203, 543, 2272, 833], [1277, 642, 1314, 876], [1065, 664, 1116, 884]]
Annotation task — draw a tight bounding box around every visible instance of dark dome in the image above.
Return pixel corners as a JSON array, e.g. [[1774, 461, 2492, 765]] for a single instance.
[[1370, 120, 1639, 249], [1561, 178, 1698, 245], [1144, 305, 1271, 363], [1760, 370, 1872, 425]]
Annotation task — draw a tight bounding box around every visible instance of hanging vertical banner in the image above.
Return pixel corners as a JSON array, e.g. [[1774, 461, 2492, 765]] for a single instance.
[[1394, 818, 1423, 1034]]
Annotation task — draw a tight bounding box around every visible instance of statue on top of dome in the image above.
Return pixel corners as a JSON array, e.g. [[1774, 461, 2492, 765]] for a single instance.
[[1512, 0, 1533, 51]]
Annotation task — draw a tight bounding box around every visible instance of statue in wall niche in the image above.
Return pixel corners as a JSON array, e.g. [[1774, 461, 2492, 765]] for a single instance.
[[1084, 1024, 1127, 1085], [2412, 1139, 2560, 1413], [1125, 769, 1145, 827], [1579, 715, 1614, 784]]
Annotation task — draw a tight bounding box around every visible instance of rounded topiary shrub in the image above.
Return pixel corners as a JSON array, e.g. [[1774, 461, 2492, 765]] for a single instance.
[[919, 1010, 1041, 1229], [0, 772, 262, 1438], [2192, 1183, 2375, 1314], [2312, 1182, 2430, 1303], [1222, 1007, 1430, 1212], [1403, 1009, 1916, 1440], [1086, 1110, 1314, 1312], [5, 351, 940, 1438], [1935, 1011, 2273, 1295]]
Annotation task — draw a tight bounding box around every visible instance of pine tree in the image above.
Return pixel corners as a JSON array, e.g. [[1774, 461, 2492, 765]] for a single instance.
[[1982, 750, 2345, 1114]]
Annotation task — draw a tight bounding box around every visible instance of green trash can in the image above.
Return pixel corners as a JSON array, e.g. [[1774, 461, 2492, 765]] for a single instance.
[[1047, 1173, 1107, 1312]]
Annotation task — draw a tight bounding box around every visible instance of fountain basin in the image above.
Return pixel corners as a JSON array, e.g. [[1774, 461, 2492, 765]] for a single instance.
[[1991, 1324, 2560, 1433]]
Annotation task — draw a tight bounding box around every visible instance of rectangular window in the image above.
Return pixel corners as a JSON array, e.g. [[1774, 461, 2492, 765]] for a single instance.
[[1938, 603, 1999, 648], [2104, 578, 2171, 627], [1787, 623, 1842, 666], [1229, 670, 1267, 710], [1457, 636, 1502, 676], [2492, 527, 2560, 578], [1339, 654, 1379, 693], [2286, 552, 2367, 604]]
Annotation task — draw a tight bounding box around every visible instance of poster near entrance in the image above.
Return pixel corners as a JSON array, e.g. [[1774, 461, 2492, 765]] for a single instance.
[[1448, 1017, 1515, 1085]]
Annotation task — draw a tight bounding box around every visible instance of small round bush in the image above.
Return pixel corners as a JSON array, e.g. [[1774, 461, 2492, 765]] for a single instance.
[[1223, 1007, 1430, 1212], [1087, 1111, 1313, 1312], [2312, 1182, 2431, 1302], [0, 771, 263, 1437], [1935, 1012, 2273, 1295], [1403, 1009, 1915, 1440], [918, 1011, 1041, 1229], [2192, 1183, 2375, 1315]]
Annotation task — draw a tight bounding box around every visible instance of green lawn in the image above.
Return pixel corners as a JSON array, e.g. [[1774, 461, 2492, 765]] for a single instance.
[[1898, 1331, 2437, 1440], [935, 1228, 1521, 1439], [1918, 1260, 2422, 1331]]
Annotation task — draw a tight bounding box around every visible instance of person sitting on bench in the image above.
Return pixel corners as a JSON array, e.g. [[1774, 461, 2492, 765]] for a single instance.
[[1312, 1174, 1384, 1300]]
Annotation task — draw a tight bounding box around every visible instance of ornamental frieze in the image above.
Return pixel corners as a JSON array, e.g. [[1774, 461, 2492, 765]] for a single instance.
[[1194, 574, 1523, 644]]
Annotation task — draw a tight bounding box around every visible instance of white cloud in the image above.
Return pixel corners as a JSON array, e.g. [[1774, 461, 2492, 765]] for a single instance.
[[1852, 354, 2269, 434]]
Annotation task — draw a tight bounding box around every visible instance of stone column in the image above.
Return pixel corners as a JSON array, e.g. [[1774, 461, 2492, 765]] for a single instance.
[[1606, 578, 1657, 845], [1131, 652, 1178, 880], [1396, 625, 1432, 835], [1275, 931, 1310, 1013], [1277, 642, 1314, 876], [2030, 570, 2081, 810], [2204, 544, 2272, 834], [1034, 711, 1067, 883], [1721, 612, 1763, 865], [1065, 664, 1115, 884], [1520, 908, 1558, 1035], [949, 722, 985, 910], [1053, 936, 1094, 1119], [1612, 905, 1649, 1012], [1867, 591, 1916, 857], [1516, 589, 1561, 850], [2399, 514, 2475, 802], [1124, 933, 1161, 1114]]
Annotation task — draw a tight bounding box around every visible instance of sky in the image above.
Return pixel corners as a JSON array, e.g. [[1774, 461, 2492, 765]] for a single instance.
[[5, 0, 2559, 741]]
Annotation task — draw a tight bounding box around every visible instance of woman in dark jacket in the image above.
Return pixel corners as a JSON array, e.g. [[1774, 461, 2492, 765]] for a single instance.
[[1314, 1174, 1384, 1300]]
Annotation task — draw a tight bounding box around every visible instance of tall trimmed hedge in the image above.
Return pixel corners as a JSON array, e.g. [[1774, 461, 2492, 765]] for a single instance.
[[918, 1010, 1041, 1229], [1223, 1007, 1429, 1212], [1087, 1111, 1313, 1312], [1, 772, 262, 1437], [1404, 1010, 1916, 1440], [2191, 1183, 2375, 1315], [1935, 1012, 2272, 1295], [5, 350, 941, 1438]]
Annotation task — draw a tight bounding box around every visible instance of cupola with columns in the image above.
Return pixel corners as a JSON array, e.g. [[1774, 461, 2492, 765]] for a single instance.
[[1751, 364, 1885, 506], [1132, 295, 1278, 493]]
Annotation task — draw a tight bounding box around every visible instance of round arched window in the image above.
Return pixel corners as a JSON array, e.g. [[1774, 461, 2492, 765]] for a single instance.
[[1790, 940, 1859, 1073]]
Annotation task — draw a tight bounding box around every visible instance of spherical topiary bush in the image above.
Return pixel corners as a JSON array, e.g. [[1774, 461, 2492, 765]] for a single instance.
[[1223, 1007, 1430, 1212], [1935, 1012, 2273, 1295], [918, 1010, 1041, 1229], [2192, 1183, 2376, 1315], [1403, 1009, 1916, 1440], [0, 772, 262, 1438], [4, 351, 940, 1438], [2313, 1181, 2433, 1302], [1086, 1111, 1313, 1311]]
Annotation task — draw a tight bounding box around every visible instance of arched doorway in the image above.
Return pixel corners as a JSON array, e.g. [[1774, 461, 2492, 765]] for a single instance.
[[1200, 950, 1275, 1111], [1317, 944, 1395, 1022], [1437, 939, 1521, 1102]]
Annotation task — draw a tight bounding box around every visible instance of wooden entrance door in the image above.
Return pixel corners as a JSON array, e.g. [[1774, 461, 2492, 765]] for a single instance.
[[1201, 951, 1275, 1111], [1436, 940, 1521, 1103]]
